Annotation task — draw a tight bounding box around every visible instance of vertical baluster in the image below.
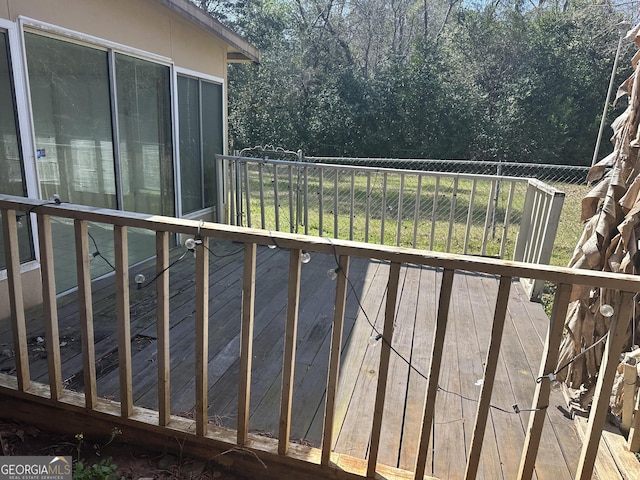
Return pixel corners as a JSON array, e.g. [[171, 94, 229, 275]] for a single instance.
[[367, 262, 402, 477], [304, 167, 309, 236], [365, 172, 371, 243], [412, 176, 422, 249], [114, 225, 132, 417], [74, 220, 96, 409], [463, 180, 477, 255], [350, 171, 355, 241], [279, 249, 302, 454], [273, 166, 280, 231], [288, 165, 294, 233], [195, 237, 210, 436], [396, 174, 404, 247], [321, 255, 350, 465], [238, 243, 257, 445], [446, 177, 459, 253], [333, 169, 339, 238], [464, 276, 511, 479], [37, 213, 62, 399], [156, 231, 171, 426], [2, 209, 30, 391], [517, 282, 572, 479], [258, 163, 266, 229], [500, 182, 516, 259], [429, 178, 440, 251], [414, 268, 455, 480], [380, 173, 388, 245], [319, 168, 324, 236], [244, 162, 252, 228], [481, 180, 497, 256]]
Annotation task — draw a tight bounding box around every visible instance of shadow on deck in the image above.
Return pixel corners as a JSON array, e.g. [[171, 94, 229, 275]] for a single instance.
[[0, 240, 585, 478]]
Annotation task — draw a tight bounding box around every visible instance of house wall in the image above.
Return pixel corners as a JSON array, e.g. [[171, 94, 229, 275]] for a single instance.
[[0, 0, 233, 316], [4, 0, 227, 79]]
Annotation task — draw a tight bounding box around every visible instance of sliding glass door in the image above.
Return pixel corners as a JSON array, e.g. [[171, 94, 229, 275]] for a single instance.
[[0, 30, 33, 269]]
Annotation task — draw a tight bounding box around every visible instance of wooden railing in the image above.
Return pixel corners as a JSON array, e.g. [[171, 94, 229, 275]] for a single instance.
[[0, 193, 637, 480], [218, 155, 564, 261]]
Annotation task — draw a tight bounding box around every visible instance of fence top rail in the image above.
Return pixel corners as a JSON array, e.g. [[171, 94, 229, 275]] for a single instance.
[[217, 154, 533, 185], [1, 194, 634, 291], [305, 156, 592, 173], [527, 178, 566, 197]]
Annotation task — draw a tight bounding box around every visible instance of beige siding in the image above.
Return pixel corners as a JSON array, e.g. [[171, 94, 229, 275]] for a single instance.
[[5, 0, 227, 78]]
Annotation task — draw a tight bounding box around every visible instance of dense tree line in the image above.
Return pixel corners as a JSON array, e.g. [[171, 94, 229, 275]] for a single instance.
[[197, 0, 636, 165]]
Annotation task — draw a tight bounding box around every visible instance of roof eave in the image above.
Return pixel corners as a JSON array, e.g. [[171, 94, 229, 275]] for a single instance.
[[156, 0, 260, 64]]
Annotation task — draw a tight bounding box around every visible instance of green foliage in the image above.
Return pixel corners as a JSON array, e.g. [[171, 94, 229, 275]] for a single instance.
[[73, 458, 120, 480], [203, 0, 636, 165]]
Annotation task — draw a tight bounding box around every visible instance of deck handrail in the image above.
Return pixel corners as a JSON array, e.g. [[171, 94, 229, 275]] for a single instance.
[[1, 193, 638, 480], [216, 155, 564, 299]]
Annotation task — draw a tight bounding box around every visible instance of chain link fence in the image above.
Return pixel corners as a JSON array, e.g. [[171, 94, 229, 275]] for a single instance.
[[233, 149, 588, 267]]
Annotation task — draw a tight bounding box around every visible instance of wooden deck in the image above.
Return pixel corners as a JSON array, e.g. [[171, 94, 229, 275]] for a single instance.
[[0, 240, 596, 478]]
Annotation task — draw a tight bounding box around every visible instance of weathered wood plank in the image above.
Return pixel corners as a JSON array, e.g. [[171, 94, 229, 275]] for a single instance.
[[322, 255, 350, 464], [414, 268, 455, 480], [114, 225, 133, 417], [36, 214, 62, 399], [1, 209, 29, 391], [517, 282, 572, 479], [367, 262, 402, 477], [238, 242, 257, 445], [74, 220, 97, 409], [156, 231, 170, 426], [279, 249, 302, 454], [195, 237, 210, 436]]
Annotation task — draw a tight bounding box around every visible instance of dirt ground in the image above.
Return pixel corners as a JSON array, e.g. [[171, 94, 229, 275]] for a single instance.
[[0, 419, 248, 479]]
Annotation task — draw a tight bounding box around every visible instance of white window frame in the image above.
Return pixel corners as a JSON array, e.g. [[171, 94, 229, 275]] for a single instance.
[[174, 66, 226, 219]]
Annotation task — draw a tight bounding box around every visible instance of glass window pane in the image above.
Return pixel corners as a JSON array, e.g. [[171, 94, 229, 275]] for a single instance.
[[178, 75, 202, 214], [25, 32, 116, 209], [0, 31, 33, 268], [116, 54, 174, 216], [202, 81, 222, 208]]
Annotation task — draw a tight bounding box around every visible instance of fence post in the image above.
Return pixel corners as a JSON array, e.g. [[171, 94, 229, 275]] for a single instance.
[[295, 149, 303, 233]]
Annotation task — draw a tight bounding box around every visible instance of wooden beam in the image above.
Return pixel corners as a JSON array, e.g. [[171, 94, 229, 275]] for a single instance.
[[414, 268, 455, 480], [1, 208, 30, 391], [238, 242, 257, 445], [321, 255, 350, 465], [156, 231, 171, 426], [464, 276, 511, 479], [74, 220, 97, 409], [114, 225, 133, 417], [367, 261, 402, 477], [622, 356, 637, 434], [279, 249, 302, 454], [195, 236, 210, 436], [517, 282, 572, 480], [0, 375, 433, 480], [575, 291, 635, 479], [36, 214, 62, 399]]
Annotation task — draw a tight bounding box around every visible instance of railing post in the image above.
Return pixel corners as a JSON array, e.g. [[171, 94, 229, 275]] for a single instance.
[[513, 182, 536, 262], [1, 208, 30, 392]]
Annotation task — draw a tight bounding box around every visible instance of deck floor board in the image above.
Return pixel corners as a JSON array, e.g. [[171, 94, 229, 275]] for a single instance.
[[0, 243, 589, 478]]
